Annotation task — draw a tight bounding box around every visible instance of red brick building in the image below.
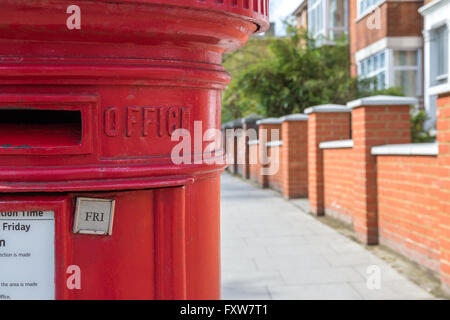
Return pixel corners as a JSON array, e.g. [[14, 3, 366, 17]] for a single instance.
[[349, 0, 424, 105]]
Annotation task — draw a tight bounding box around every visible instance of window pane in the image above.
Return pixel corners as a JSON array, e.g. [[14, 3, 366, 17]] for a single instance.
[[395, 70, 417, 96], [368, 57, 373, 73], [330, 0, 345, 29], [394, 50, 417, 66], [437, 27, 448, 77], [380, 52, 385, 68], [378, 72, 385, 90]]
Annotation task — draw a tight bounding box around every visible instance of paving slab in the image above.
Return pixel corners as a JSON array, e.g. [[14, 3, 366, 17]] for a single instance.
[[221, 173, 434, 300]]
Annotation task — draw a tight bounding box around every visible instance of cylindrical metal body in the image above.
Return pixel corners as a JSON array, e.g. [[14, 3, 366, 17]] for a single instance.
[[0, 0, 268, 300]]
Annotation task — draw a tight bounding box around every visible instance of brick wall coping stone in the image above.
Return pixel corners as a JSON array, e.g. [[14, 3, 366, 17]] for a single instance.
[[347, 95, 418, 108], [304, 104, 351, 114], [221, 121, 234, 130], [266, 140, 283, 147], [231, 119, 244, 128], [242, 114, 264, 124], [319, 139, 354, 149], [279, 114, 309, 122], [256, 118, 284, 125], [371, 142, 439, 156]]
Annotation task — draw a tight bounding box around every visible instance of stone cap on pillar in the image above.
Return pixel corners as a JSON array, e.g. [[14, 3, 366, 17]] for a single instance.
[[242, 114, 264, 125], [280, 114, 309, 122], [304, 104, 351, 114], [256, 118, 284, 125], [221, 121, 234, 130], [347, 95, 418, 109], [231, 119, 244, 129]]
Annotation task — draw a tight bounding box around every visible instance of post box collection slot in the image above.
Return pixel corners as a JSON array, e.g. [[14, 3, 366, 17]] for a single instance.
[[0, 109, 82, 149]]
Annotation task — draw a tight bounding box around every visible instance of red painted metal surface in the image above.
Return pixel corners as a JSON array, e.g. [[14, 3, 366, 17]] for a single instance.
[[0, 0, 268, 299]]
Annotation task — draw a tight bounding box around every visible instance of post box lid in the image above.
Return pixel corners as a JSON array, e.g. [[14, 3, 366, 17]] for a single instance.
[[142, 0, 270, 33]]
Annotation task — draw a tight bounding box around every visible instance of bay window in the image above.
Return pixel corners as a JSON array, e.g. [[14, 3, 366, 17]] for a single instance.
[[358, 50, 387, 90], [358, 49, 421, 96]]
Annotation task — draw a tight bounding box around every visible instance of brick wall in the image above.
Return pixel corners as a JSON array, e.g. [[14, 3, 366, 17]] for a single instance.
[[242, 116, 261, 179], [437, 93, 450, 292], [224, 126, 236, 173], [236, 128, 245, 177], [248, 143, 259, 183], [257, 121, 282, 188], [377, 155, 440, 272], [307, 106, 351, 215], [352, 103, 411, 244], [281, 118, 308, 199], [267, 145, 283, 192], [323, 148, 355, 225]]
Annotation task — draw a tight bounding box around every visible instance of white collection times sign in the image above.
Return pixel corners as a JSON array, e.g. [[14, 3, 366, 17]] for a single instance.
[[0, 210, 55, 300]]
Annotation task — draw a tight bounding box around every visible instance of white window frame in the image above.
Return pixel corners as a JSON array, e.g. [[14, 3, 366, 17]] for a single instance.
[[357, 0, 385, 20]]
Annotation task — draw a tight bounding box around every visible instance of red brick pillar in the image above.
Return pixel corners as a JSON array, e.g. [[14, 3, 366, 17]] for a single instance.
[[233, 119, 244, 176], [437, 92, 450, 293], [242, 115, 262, 179], [280, 114, 309, 199], [223, 122, 234, 173], [349, 96, 414, 244], [256, 118, 282, 188], [306, 105, 351, 215], [248, 139, 260, 183]]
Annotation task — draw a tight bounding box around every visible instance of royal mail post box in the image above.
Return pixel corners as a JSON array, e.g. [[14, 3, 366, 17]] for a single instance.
[[0, 1, 268, 300]]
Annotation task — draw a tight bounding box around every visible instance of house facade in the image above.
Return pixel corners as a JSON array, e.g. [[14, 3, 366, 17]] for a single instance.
[[349, 0, 424, 106]]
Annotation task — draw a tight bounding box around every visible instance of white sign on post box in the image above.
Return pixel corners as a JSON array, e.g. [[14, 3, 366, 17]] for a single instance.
[[0, 210, 55, 300]]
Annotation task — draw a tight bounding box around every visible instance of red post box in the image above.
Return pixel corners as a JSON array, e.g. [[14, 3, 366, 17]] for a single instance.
[[0, 0, 268, 300]]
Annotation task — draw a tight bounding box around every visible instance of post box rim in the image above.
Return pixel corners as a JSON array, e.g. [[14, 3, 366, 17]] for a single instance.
[[108, 0, 270, 34]]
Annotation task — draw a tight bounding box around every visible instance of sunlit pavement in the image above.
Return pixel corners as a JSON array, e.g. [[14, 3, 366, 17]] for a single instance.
[[220, 173, 434, 300]]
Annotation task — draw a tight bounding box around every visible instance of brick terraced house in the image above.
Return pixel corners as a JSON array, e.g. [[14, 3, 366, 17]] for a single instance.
[[293, 0, 449, 132]]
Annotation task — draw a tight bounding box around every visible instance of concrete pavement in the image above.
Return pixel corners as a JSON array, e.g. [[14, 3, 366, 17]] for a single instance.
[[220, 173, 435, 300]]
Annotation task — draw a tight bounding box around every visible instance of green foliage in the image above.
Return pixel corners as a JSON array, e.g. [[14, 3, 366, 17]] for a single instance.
[[222, 37, 272, 121], [411, 110, 435, 143], [222, 21, 406, 122]]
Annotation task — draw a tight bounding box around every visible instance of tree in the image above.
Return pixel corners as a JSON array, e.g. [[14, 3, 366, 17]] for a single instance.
[[222, 36, 272, 121], [222, 22, 403, 121]]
